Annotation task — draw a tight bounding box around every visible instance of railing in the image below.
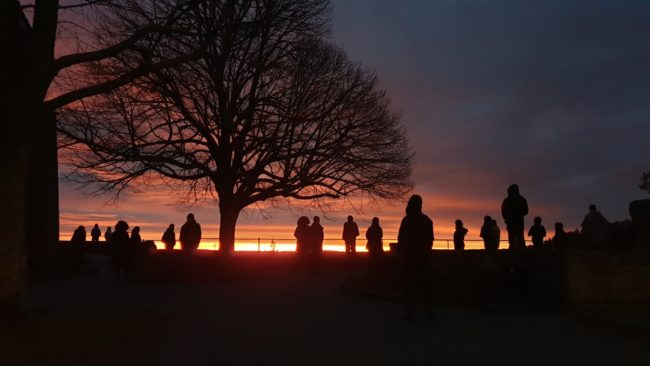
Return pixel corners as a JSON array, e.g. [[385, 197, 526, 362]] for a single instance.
[[63, 235, 530, 251], [146, 237, 525, 252]]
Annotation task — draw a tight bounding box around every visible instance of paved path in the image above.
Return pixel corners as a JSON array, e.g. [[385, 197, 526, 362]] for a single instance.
[[21, 255, 650, 365]]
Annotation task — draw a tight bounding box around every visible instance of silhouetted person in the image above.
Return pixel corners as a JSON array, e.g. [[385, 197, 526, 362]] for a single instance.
[[180, 213, 202, 253], [104, 226, 112, 241], [310, 216, 324, 254], [342, 215, 359, 254], [162, 224, 176, 251], [308, 216, 324, 275], [552, 222, 566, 249], [398, 194, 434, 321], [528, 216, 546, 248], [480, 216, 493, 251], [491, 219, 501, 250], [294, 216, 310, 254], [453, 219, 468, 251], [90, 223, 101, 242], [110, 220, 133, 280], [71, 225, 86, 246], [131, 226, 142, 246], [366, 217, 384, 256], [366, 217, 384, 273], [501, 184, 529, 249], [581, 204, 609, 248]]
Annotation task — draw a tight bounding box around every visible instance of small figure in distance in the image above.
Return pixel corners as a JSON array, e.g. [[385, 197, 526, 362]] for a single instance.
[[581, 204, 609, 248], [90, 223, 101, 242], [398, 194, 434, 321], [131, 226, 142, 246], [480, 216, 492, 251], [310, 216, 324, 255], [366, 217, 384, 257], [162, 224, 176, 251], [294, 216, 310, 254], [104, 226, 113, 242], [491, 219, 501, 251], [309, 216, 324, 275], [453, 219, 468, 251], [552, 222, 566, 250], [528, 216, 546, 248], [71, 225, 86, 245], [342, 215, 360, 255], [501, 184, 529, 250], [180, 213, 202, 253], [110, 220, 132, 280], [366, 217, 384, 273]]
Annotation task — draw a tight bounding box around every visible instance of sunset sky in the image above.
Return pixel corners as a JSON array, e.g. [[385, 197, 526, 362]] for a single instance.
[[59, 0, 650, 246]]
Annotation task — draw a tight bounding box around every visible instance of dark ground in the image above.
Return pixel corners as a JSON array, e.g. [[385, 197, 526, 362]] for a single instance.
[[3, 251, 650, 365]]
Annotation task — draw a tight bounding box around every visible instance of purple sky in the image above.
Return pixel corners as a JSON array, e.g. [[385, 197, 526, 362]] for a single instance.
[[59, 0, 650, 242]]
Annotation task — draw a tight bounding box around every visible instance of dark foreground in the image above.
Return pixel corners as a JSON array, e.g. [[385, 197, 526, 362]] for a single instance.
[[4, 252, 650, 365]]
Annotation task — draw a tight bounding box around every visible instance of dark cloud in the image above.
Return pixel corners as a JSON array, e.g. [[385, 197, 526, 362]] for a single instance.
[[330, 0, 650, 229]]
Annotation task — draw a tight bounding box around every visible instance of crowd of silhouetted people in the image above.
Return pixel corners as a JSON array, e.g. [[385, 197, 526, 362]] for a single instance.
[[67, 183, 613, 286], [68, 213, 202, 279]]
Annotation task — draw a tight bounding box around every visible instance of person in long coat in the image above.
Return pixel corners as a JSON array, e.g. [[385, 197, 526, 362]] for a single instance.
[[110, 220, 132, 280], [501, 184, 529, 250], [366, 217, 384, 257], [294, 216, 311, 254], [398, 195, 434, 321]]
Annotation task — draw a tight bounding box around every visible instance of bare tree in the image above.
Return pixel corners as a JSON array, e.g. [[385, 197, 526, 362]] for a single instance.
[[1, 0, 206, 306], [59, 0, 413, 254]]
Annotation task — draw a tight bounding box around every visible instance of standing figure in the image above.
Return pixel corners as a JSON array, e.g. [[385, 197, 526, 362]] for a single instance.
[[552, 222, 566, 249], [90, 224, 101, 242], [131, 226, 142, 246], [581, 204, 609, 248], [501, 184, 529, 250], [180, 214, 202, 253], [491, 219, 501, 250], [453, 220, 468, 251], [71, 225, 86, 245], [310, 216, 324, 254], [366, 217, 384, 256], [528, 216, 546, 248], [110, 220, 132, 280], [398, 194, 434, 321], [294, 216, 311, 254], [342, 215, 360, 254], [162, 224, 176, 251], [104, 226, 113, 242], [309, 216, 324, 275], [480, 216, 493, 251]]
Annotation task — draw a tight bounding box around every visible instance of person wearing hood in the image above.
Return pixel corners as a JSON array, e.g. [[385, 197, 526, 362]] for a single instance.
[[398, 194, 434, 321]]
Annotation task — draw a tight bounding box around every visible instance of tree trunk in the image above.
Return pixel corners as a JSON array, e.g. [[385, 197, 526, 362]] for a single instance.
[[218, 206, 240, 255], [26, 108, 59, 267], [0, 143, 29, 311]]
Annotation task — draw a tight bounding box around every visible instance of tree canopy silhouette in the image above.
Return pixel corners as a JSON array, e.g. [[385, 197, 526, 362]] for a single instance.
[[2, 0, 211, 305], [59, 0, 413, 254]]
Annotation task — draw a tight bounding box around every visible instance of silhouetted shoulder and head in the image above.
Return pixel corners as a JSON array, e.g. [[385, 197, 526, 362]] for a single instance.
[[501, 184, 529, 249], [180, 213, 202, 252], [398, 194, 434, 320]]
